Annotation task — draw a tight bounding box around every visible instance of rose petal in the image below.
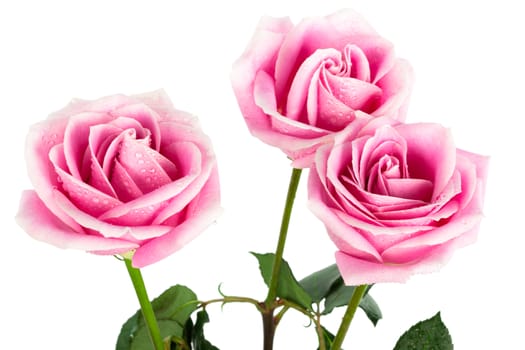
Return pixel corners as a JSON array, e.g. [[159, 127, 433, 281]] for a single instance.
[[63, 111, 112, 179], [231, 16, 293, 132], [111, 160, 144, 202], [335, 216, 481, 285], [316, 81, 356, 131], [372, 59, 413, 120], [286, 48, 342, 121], [275, 9, 394, 97], [132, 203, 223, 268], [53, 190, 171, 240], [111, 103, 162, 150], [100, 142, 204, 225], [25, 118, 84, 232], [118, 133, 173, 193], [308, 171, 381, 261], [49, 144, 121, 217], [397, 123, 457, 200], [324, 75, 382, 113], [254, 70, 328, 138], [16, 191, 137, 252]]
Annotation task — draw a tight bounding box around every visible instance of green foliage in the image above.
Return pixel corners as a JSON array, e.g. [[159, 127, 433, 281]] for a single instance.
[[393, 312, 453, 350], [323, 283, 382, 326], [299, 264, 382, 326], [116, 285, 198, 350], [318, 326, 335, 350], [191, 310, 220, 350], [299, 264, 341, 303], [251, 252, 312, 310]]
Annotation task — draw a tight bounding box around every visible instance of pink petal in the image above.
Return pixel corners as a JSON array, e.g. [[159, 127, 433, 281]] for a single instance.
[[49, 144, 121, 217], [455, 149, 489, 210], [132, 203, 223, 268], [117, 133, 172, 193], [111, 160, 144, 202], [275, 9, 394, 98], [308, 172, 381, 261], [324, 75, 382, 113], [111, 103, 162, 150], [286, 48, 342, 121], [152, 148, 215, 225], [372, 59, 413, 120], [254, 70, 327, 138], [25, 118, 84, 233], [87, 125, 121, 197], [158, 120, 213, 156], [336, 217, 481, 285], [130, 90, 179, 123], [382, 211, 482, 259], [386, 178, 433, 201], [16, 191, 137, 252], [343, 44, 371, 81], [336, 250, 416, 285], [100, 142, 205, 225], [63, 111, 112, 179], [53, 190, 171, 240], [316, 82, 356, 131], [396, 123, 457, 200], [231, 16, 293, 133]]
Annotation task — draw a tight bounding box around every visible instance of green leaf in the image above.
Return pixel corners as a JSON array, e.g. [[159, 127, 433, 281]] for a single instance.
[[131, 320, 183, 350], [359, 294, 382, 326], [251, 252, 312, 310], [323, 283, 382, 326], [393, 312, 453, 350], [299, 264, 341, 303], [317, 326, 335, 350], [116, 285, 198, 350], [192, 310, 220, 350], [151, 285, 198, 326], [116, 310, 141, 350]]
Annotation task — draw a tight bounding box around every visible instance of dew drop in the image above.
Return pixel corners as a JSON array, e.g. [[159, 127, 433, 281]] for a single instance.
[[92, 197, 100, 203], [138, 159, 145, 164]]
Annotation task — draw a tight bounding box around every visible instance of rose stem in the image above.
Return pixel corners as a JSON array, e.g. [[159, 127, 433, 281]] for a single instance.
[[262, 168, 302, 350], [265, 167, 302, 306], [330, 284, 368, 350], [124, 258, 164, 350]]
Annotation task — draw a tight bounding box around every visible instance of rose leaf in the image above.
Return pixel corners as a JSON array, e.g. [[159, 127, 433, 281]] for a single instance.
[[393, 312, 453, 350]]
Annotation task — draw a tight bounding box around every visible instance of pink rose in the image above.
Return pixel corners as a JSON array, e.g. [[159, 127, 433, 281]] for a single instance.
[[231, 9, 413, 167], [308, 121, 488, 284], [16, 90, 221, 267]]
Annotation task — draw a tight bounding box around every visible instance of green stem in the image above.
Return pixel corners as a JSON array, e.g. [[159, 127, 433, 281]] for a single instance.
[[315, 310, 327, 350], [331, 285, 368, 350], [124, 258, 164, 350], [265, 167, 302, 306]]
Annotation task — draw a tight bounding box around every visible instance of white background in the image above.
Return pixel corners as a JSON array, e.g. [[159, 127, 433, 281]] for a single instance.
[[0, 1, 523, 349]]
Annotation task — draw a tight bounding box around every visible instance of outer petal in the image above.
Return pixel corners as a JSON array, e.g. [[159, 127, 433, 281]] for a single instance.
[[372, 59, 413, 120], [25, 117, 83, 232], [132, 200, 222, 268], [16, 191, 137, 252], [231, 16, 294, 133], [308, 170, 381, 261], [336, 219, 480, 285]]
